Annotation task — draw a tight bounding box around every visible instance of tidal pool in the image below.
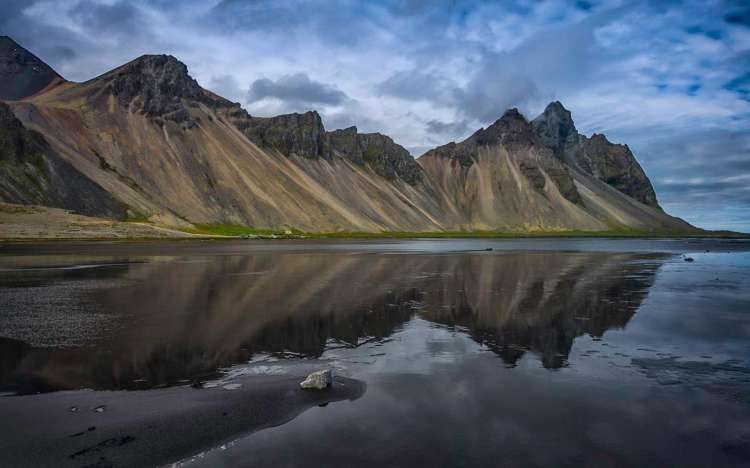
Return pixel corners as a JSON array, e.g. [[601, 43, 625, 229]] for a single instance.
[[0, 238, 748, 467]]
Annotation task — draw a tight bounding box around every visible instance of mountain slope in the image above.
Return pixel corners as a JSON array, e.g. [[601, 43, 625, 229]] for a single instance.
[[0, 102, 127, 219], [1, 38, 697, 234]]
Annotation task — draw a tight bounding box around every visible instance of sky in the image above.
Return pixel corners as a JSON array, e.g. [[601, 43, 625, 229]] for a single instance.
[[2, 0, 749, 231]]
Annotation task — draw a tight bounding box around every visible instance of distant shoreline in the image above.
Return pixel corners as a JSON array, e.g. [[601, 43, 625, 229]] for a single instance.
[[2, 204, 747, 241], [2, 231, 748, 242]]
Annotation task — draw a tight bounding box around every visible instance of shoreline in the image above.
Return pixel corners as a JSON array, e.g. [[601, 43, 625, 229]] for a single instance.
[[1, 231, 748, 242], [2, 203, 747, 241], [0, 374, 365, 468]]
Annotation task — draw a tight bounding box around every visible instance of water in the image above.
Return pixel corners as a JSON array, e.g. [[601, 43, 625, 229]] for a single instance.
[[1, 239, 749, 466]]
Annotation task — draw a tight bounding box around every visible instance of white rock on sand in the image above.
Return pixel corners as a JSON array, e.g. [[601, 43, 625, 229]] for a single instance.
[[300, 370, 332, 390]]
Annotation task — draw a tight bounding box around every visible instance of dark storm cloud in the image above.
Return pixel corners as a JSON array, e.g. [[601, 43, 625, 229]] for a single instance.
[[376, 70, 454, 104], [0, 0, 32, 23], [724, 8, 750, 27], [725, 72, 750, 101], [69, 1, 143, 35], [247, 73, 349, 107], [0, 0, 81, 65], [208, 75, 244, 104], [425, 119, 472, 138]]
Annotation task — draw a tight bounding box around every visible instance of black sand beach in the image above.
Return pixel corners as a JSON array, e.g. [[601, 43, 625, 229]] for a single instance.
[[0, 374, 364, 467]]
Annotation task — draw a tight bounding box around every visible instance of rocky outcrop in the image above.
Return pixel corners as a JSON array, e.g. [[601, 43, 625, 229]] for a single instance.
[[240, 114, 423, 183], [531, 101, 579, 158], [239, 110, 332, 160], [532, 101, 659, 207], [0, 36, 62, 100], [575, 134, 658, 207], [93, 54, 236, 128], [329, 127, 422, 184], [0, 103, 127, 219]]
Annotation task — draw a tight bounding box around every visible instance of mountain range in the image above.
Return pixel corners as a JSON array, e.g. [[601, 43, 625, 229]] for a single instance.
[[0, 36, 697, 235]]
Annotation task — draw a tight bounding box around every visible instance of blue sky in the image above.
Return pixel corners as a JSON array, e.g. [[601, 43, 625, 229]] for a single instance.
[[2, 0, 749, 231]]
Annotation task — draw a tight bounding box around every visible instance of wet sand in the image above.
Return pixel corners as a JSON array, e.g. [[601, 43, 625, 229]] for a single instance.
[[0, 374, 364, 467]]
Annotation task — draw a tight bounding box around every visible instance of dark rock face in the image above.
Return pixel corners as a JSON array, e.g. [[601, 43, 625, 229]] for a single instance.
[[531, 101, 579, 158], [328, 127, 422, 184], [532, 101, 659, 207], [0, 36, 62, 100], [575, 134, 658, 206], [542, 164, 581, 204], [102, 55, 234, 127], [240, 111, 331, 160], [0, 103, 127, 219], [518, 161, 546, 192], [240, 114, 422, 184]]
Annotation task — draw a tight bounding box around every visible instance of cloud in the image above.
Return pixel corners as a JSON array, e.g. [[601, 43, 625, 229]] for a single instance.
[[69, 0, 143, 36], [425, 119, 472, 137], [247, 73, 349, 108], [376, 70, 453, 104], [208, 74, 244, 103], [724, 8, 750, 27]]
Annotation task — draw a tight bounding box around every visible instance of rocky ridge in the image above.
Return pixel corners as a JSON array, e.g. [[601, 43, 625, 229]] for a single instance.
[[532, 101, 658, 207]]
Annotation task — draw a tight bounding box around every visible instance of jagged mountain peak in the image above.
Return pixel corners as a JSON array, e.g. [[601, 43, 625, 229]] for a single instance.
[[104, 53, 200, 97], [532, 101, 579, 152], [499, 107, 527, 121], [542, 100, 570, 116], [528, 105, 659, 208], [472, 107, 535, 149], [112, 54, 194, 85], [0, 36, 63, 100], [87, 53, 234, 127]]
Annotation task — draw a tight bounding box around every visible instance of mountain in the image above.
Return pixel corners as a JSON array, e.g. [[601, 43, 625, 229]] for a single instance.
[[0, 38, 696, 235], [417, 107, 690, 231]]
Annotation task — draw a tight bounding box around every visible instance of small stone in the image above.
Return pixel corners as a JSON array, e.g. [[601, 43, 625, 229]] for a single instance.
[[684, 257, 694, 262], [300, 369, 332, 390]]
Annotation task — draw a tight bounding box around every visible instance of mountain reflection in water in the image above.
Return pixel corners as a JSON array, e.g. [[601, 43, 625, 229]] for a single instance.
[[0, 251, 665, 394]]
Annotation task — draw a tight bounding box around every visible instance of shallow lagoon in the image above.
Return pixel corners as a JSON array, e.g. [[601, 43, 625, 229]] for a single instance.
[[1, 238, 749, 466]]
